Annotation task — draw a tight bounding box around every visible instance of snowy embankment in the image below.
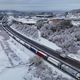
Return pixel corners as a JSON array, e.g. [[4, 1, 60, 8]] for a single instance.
[[10, 24, 62, 51], [0, 36, 11, 73], [0, 27, 75, 80], [68, 53, 80, 62]]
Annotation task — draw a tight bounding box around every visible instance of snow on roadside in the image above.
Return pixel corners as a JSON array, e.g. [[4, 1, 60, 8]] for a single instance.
[[68, 53, 80, 62], [16, 18, 37, 24], [0, 36, 11, 73], [1, 39, 24, 66], [0, 43, 11, 73], [40, 37, 62, 51], [7, 37, 35, 63]]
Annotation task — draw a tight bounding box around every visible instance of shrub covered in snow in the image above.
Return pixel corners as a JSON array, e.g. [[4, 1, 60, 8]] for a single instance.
[[24, 56, 74, 80]]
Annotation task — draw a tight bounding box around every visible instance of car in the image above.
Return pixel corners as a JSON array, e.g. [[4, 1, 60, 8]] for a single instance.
[[60, 53, 67, 58], [61, 64, 80, 80], [37, 51, 47, 58], [47, 57, 61, 67], [30, 47, 37, 53]]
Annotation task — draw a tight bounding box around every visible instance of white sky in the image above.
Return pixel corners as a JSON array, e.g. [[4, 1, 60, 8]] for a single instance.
[[0, 0, 80, 11]]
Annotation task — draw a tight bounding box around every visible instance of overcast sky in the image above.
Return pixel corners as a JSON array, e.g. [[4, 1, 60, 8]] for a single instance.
[[0, 0, 80, 11]]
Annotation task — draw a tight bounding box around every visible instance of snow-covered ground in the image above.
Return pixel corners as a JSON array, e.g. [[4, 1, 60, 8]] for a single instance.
[[71, 21, 80, 26], [68, 53, 80, 62], [16, 18, 37, 24], [8, 16, 37, 24], [0, 25, 75, 80], [0, 36, 11, 73]]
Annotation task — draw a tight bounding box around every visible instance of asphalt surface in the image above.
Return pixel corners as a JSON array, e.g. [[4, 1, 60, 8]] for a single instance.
[[2, 24, 80, 72]]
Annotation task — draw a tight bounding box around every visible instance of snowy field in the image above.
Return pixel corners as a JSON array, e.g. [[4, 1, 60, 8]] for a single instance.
[[0, 26, 75, 80]]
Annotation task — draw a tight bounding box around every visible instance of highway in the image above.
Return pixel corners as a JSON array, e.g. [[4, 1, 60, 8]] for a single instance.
[[2, 24, 80, 71]]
